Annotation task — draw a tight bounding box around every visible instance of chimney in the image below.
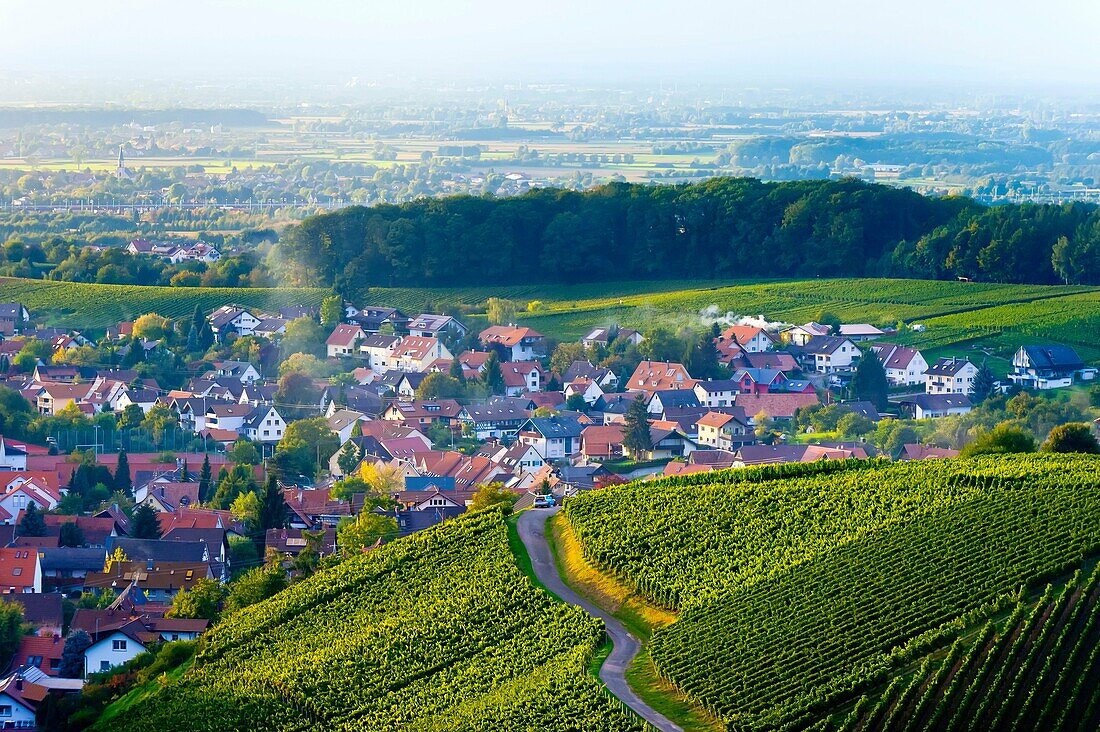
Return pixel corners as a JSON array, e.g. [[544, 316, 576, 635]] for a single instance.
[[15, 679, 22, 691]]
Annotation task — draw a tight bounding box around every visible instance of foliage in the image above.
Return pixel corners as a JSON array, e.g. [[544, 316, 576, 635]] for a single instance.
[[229, 491, 261, 531], [114, 450, 132, 496], [1041, 422, 1100, 454], [129, 503, 162, 539], [59, 629, 92, 678], [414, 372, 464, 400], [319, 294, 343, 329], [335, 441, 360, 477], [224, 566, 288, 615], [59, 520, 86, 547], [850, 349, 889, 410], [337, 512, 398, 556], [469, 482, 518, 514], [480, 351, 504, 395], [959, 422, 1038, 457], [18, 501, 47, 536], [0, 600, 24, 666], [257, 474, 289, 533], [132, 313, 171, 340], [211, 465, 259, 511], [485, 297, 518, 325], [227, 440, 260, 466], [167, 578, 227, 623], [273, 417, 339, 479], [622, 394, 652, 455], [95, 509, 644, 731]]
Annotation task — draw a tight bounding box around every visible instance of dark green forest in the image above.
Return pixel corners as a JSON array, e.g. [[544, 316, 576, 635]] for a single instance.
[[277, 177, 1100, 293]]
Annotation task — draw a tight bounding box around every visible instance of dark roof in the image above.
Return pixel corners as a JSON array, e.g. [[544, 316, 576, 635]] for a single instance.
[[521, 415, 584, 439], [899, 393, 974, 411], [6, 593, 63, 629], [38, 547, 107, 572], [1021, 345, 1084, 371], [388, 507, 465, 536], [107, 537, 207, 563], [694, 379, 741, 393], [837, 400, 882, 422], [650, 389, 701, 409], [925, 358, 974, 377], [803, 335, 856, 355]]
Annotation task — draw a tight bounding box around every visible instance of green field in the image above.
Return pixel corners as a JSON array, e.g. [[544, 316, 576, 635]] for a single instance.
[[0, 277, 328, 331], [95, 508, 644, 731], [562, 455, 1100, 731], [360, 277, 1100, 364]]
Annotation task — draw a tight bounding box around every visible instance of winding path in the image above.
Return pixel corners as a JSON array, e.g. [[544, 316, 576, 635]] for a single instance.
[[516, 507, 683, 732]]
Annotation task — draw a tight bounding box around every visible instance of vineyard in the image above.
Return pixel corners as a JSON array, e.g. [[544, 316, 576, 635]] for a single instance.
[[562, 455, 1100, 731], [94, 508, 646, 732], [0, 277, 327, 330]]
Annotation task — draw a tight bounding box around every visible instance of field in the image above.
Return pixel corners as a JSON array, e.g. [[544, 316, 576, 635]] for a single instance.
[[359, 277, 1100, 364], [95, 508, 644, 732], [0, 277, 328, 331], [561, 455, 1100, 730]]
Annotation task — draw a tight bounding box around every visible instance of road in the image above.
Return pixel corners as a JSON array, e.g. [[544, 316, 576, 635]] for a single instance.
[[516, 507, 683, 732]]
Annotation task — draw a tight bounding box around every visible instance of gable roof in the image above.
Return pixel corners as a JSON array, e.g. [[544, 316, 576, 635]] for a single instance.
[[326, 323, 364, 348], [925, 357, 975, 377], [627, 361, 696, 392], [802, 335, 856, 355], [1020, 344, 1084, 371], [735, 391, 820, 419], [870, 343, 923, 370], [479, 325, 543, 347]]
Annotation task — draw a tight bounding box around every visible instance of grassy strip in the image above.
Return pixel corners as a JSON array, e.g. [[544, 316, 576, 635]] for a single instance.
[[547, 512, 724, 732]]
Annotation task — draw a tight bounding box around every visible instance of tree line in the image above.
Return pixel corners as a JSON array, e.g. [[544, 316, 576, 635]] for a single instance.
[[276, 177, 1100, 292]]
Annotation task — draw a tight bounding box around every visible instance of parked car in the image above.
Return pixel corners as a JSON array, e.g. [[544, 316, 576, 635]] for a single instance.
[[533, 495, 556, 508]]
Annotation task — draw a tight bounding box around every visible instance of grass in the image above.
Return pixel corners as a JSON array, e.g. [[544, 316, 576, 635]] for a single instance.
[[95, 659, 193, 726], [546, 512, 723, 732]]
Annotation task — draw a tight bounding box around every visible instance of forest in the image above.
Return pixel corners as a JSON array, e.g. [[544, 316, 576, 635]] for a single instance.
[[276, 177, 1100, 294]]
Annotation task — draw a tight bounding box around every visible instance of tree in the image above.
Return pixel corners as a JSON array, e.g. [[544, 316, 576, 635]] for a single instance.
[[290, 529, 326, 578], [191, 304, 205, 341], [212, 465, 258, 510], [278, 352, 330, 378], [470, 482, 518, 514], [486, 297, 517, 326], [114, 449, 132, 496], [448, 356, 465, 383], [815, 310, 842, 334], [683, 330, 723, 380], [415, 372, 464, 400], [18, 502, 47, 536], [197, 454, 212, 503], [550, 342, 586, 376], [838, 411, 874, 438], [281, 316, 325, 358], [850, 352, 889, 411], [320, 294, 343, 329], [622, 394, 652, 456], [566, 393, 588, 412], [132, 312, 171, 341], [274, 417, 339, 478], [753, 410, 775, 439], [227, 440, 261, 466], [1041, 423, 1100, 454], [224, 566, 287, 614], [257, 474, 289, 533], [337, 441, 360, 477], [230, 490, 261, 530], [481, 351, 505, 396], [167, 578, 226, 622], [104, 547, 128, 573], [58, 521, 85, 548], [276, 370, 321, 421], [960, 423, 1037, 457], [59, 629, 92, 678], [337, 512, 398, 555], [130, 503, 162, 539], [970, 361, 996, 403]]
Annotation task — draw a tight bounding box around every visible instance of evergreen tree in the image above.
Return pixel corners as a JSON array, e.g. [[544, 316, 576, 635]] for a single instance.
[[181, 458, 189, 481], [622, 394, 652, 456], [18, 502, 47, 536], [258, 474, 289, 533], [684, 331, 722, 379], [337, 441, 360, 477], [191, 304, 205, 339], [58, 521, 85, 548], [130, 503, 161, 539], [186, 326, 199, 353], [850, 351, 890, 411], [971, 361, 996, 403], [448, 356, 465, 383], [199, 322, 215, 350], [114, 450, 132, 497], [481, 352, 505, 395], [58, 630, 92, 678], [197, 454, 212, 504]]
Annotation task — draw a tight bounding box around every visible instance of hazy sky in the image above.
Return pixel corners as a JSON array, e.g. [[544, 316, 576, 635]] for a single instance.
[[1, 0, 1098, 89]]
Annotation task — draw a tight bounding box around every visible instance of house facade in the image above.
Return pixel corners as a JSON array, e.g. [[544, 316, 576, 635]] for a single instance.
[[924, 358, 978, 395]]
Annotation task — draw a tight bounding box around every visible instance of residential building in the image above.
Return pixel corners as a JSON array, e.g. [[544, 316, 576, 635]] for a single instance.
[[500, 361, 543, 395], [391, 336, 452, 373], [208, 306, 261, 340], [581, 327, 643, 348], [627, 361, 697, 394], [719, 326, 776, 353], [517, 415, 585, 460], [838, 324, 885, 341], [0, 303, 30, 336], [240, 405, 286, 445], [785, 322, 832, 346], [924, 358, 978, 395], [479, 325, 545, 361], [326, 324, 366, 359], [870, 343, 929, 386], [359, 334, 402, 373], [407, 314, 467, 340], [693, 379, 740, 408], [0, 439, 28, 471], [1009, 345, 1089, 390], [801, 336, 861, 374], [899, 393, 974, 419], [696, 410, 753, 450], [0, 548, 41, 593], [647, 389, 701, 417]]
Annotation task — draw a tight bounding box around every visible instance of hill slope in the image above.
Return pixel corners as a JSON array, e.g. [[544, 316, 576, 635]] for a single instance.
[[94, 508, 645, 732], [562, 455, 1100, 730]]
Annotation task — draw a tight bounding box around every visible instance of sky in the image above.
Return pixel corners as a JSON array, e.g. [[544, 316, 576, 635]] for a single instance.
[[1, 0, 1098, 90]]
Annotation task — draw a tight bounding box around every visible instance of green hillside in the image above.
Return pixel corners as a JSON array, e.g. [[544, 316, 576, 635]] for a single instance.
[[0, 277, 327, 331], [94, 508, 644, 732], [562, 455, 1100, 731]]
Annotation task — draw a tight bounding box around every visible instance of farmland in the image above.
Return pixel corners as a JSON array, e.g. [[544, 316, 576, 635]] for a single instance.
[[0, 277, 327, 331], [95, 508, 645, 732], [562, 455, 1100, 730], [359, 277, 1100, 364]]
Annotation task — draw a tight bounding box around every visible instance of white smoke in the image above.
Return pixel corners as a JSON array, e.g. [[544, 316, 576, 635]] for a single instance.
[[697, 305, 791, 332]]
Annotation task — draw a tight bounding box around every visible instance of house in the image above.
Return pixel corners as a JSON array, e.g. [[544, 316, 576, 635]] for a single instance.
[[647, 389, 701, 417], [495, 441, 546, 475], [11, 635, 64, 676], [898, 393, 974, 419], [326, 409, 365, 444], [582, 327, 643, 348], [240, 405, 286, 445], [564, 378, 604, 407], [631, 420, 698, 460], [870, 343, 929, 386], [627, 361, 697, 394], [719, 326, 776, 353], [0, 548, 42, 593], [208, 306, 261, 340], [735, 392, 821, 423], [347, 306, 407, 334], [696, 410, 753, 450], [35, 383, 90, 416], [501, 361, 544, 395], [785, 322, 832, 346], [391, 372, 428, 399], [253, 317, 288, 339], [801, 336, 861, 374], [39, 547, 105, 594], [715, 338, 743, 365], [212, 360, 261, 385], [580, 424, 625, 462], [517, 415, 585, 460], [731, 368, 787, 395], [457, 400, 532, 440], [326, 324, 366, 359], [479, 325, 545, 361], [84, 623, 156, 676], [0, 303, 29, 336], [0, 474, 61, 521], [1009, 345, 1088, 390], [84, 560, 213, 603], [924, 358, 978, 395], [381, 400, 463, 430], [838, 324, 885, 341], [407, 314, 467, 340], [0, 439, 28, 471], [205, 403, 254, 433], [391, 336, 452, 373], [899, 444, 960, 461], [7, 593, 63, 636], [693, 379, 740, 408], [0, 673, 39, 725], [359, 334, 403, 373], [563, 361, 618, 390], [743, 351, 800, 373]]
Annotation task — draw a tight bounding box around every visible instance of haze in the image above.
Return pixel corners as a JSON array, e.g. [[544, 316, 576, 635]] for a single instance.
[[1, 0, 1098, 91]]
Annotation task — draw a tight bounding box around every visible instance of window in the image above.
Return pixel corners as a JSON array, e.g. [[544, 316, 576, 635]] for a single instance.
[[100, 660, 110, 671], [49, 659, 59, 670], [11, 568, 20, 577], [171, 634, 180, 641], [0, 704, 10, 717], [27, 655, 42, 667], [112, 639, 127, 651]]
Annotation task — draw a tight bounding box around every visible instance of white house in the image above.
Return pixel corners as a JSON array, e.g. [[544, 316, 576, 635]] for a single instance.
[[479, 326, 545, 361], [693, 379, 741, 408], [0, 440, 28, 471], [326, 324, 366, 359], [924, 358, 978, 395], [564, 378, 604, 407], [720, 326, 775, 353], [209, 306, 261, 340], [326, 409, 365, 444], [213, 361, 261, 385], [84, 629, 148, 676], [391, 337, 451, 373], [838, 324, 885, 342], [802, 336, 860, 374], [241, 406, 286, 444], [870, 344, 929, 386], [517, 415, 584, 460], [900, 393, 974, 419], [359, 334, 403, 374], [0, 674, 38, 728]]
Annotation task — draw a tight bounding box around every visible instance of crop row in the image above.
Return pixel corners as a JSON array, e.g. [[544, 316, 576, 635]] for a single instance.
[[97, 509, 647, 732]]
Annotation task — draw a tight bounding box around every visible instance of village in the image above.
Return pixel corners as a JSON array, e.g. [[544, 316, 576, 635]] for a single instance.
[[0, 288, 1094, 720]]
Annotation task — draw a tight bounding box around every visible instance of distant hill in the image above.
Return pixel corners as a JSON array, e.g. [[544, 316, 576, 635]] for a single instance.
[[0, 108, 269, 128], [277, 177, 1100, 293]]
